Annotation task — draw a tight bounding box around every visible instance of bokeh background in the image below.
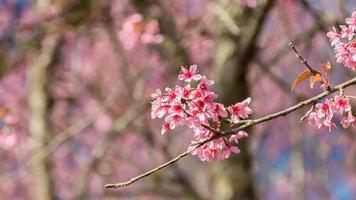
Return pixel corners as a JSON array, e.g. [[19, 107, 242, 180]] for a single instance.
[[0, 0, 356, 199]]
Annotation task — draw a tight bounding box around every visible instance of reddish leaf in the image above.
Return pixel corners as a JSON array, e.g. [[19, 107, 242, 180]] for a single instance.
[[309, 73, 323, 88], [291, 69, 312, 91]]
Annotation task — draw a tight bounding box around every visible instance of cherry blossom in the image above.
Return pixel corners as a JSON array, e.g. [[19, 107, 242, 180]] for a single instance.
[[151, 65, 253, 161], [165, 113, 186, 129], [341, 111, 356, 128], [345, 11, 356, 29], [177, 84, 192, 99], [214, 103, 228, 118], [178, 65, 202, 82], [229, 131, 249, 143], [327, 26, 341, 46], [229, 97, 253, 123], [198, 76, 214, 91], [327, 12, 356, 70], [307, 95, 354, 132], [315, 99, 333, 120], [332, 95, 351, 114], [308, 112, 322, 128], [161, 123, 170, 135], [340, 25, 354, 40]]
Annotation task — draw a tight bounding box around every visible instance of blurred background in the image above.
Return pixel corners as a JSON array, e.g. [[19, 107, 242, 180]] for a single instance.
[[0, 0, 355, 199]]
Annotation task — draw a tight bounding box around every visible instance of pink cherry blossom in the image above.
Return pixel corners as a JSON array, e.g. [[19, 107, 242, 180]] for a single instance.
[[340, 25, 354, 40], [341, 111, 356, 128], [334, 42, 356, 70], [327, 26, 341, 46], [191, 88, 204, 99], [198, 76, 214, 91], [177, 84, 192, 99], [214, 103, 228, 118], [307, 95, 354, 132], [315, 99, 333, 120], [308, 112, 322, 128], [229, 97, 253, 123], [222, 146, 240, 159], [178, 65, 202, 82], [151, 103, 170, 119], [332, 95, 351, 114], [165, 86, 181, 102], [308, 99, 336, 132], [165, 114, 186, 129], [345, 11, 356, 29], [151, 88, 163, 100], [229, 131, 248, 143], [161, 123, 170, 135], [168, 102, 186, 115], [308, 112, 335, 132], [328, 14, 356, 70], [190, 128, 240, 162]]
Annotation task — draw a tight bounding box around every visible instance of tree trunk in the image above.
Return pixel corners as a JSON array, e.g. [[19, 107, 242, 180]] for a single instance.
[[211, 0, 274, 199], [28, 34, 60, 200]]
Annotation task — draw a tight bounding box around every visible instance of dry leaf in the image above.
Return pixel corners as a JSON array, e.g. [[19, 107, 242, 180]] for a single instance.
[[291, 69, 312, 91], [309, 73, 323, 88]]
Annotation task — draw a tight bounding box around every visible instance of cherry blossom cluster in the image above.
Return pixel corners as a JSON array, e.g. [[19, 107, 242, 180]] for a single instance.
[[308, 95, 355, 132], [119, 14, 164, 50], [327, 11, 356, 70], [151, 65, 253, 161]]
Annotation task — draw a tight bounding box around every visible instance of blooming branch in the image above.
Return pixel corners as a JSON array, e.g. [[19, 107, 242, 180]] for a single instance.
[[105, 76, 356, 189]]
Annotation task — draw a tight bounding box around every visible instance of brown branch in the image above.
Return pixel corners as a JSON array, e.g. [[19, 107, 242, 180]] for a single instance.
[[288, 42, 317, 73], [105, 75, 356, 189], [104, 146, 198, 188]]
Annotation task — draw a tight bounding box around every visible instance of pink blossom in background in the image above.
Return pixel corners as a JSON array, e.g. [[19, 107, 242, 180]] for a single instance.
[[94, 114, 113, 132], [0, 133, 16, 149], [235, 0, 257, 8], [0, 8, 11, 36], [119, 14, 163, 50]]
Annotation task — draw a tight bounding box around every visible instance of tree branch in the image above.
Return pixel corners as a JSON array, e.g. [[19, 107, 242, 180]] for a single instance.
[[105, 76, 356, 189]]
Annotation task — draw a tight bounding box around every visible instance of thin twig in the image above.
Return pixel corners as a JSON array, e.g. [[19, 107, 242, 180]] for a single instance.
[[288, 42, 317, 73], [346, 95, 356, 100], [299, 103, 315, 123], [105, 76, 356, 189], [104, 145, 199, 188]]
